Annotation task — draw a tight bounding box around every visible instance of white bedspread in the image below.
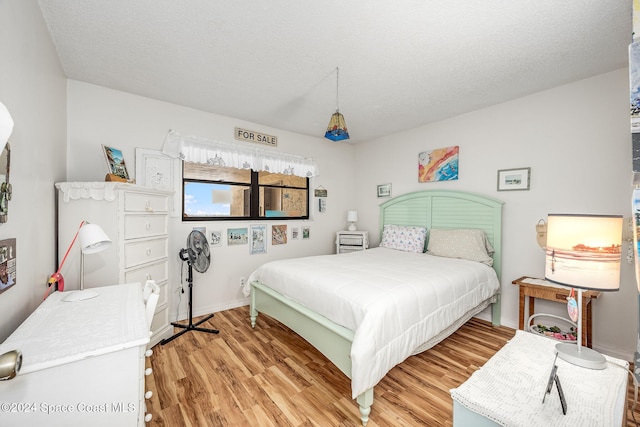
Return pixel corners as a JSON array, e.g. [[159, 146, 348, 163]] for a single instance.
[[245, 247, 500, 398]]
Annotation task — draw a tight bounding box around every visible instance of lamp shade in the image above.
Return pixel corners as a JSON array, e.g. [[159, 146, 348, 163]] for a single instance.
[[347, 210, 358, 222], [0, 101, 14, 153], [544, 214, 622, 291], [325, 111, 350, 141], [78, 223, 112, 254]]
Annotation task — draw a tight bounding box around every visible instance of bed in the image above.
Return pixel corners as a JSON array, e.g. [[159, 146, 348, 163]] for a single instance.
[[246, 190, 504, 425]]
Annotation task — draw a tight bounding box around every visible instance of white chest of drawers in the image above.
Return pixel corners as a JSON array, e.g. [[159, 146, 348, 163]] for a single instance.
[[55, 182, 173, 347], [0, 284, 152, 426]]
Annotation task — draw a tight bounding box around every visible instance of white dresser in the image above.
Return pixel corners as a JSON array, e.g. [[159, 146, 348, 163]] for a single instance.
[[0, 284, 153, 426], [55, 182, 173, 347]]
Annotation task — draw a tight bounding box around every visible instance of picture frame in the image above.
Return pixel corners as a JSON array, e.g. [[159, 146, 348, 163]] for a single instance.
[[227, 228, 248, 245], [250, 224, 267, 254], [210, 230, 222, 247], [497, 167, 531, 191], [0, 238, 16, 294], [377, 183, 392, 198], [102, 145, 130, 180], [272, 225, 287, 245], [318, 197, 327, 212], [291, 227, 300, 240]]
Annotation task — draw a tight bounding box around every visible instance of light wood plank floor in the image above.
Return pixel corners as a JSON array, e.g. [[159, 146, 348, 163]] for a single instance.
[[147, 306, 640, 426]]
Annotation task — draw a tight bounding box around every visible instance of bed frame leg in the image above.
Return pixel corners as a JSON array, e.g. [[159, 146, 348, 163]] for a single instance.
[[356, 389, 373, 426], [491, 294, 501, 326], [250, 291, 258, 328]]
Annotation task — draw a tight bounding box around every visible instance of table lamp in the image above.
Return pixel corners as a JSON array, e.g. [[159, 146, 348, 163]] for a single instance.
[[347, 210, 358, 231], [544, 213, 622, 369], [45, 221, 112, 301]]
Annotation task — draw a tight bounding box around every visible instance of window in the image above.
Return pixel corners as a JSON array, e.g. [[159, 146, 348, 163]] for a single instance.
[[182, 162, 309, 221]]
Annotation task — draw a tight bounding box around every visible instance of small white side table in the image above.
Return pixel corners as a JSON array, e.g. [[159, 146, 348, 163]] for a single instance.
[[335, 230, 369, 254]]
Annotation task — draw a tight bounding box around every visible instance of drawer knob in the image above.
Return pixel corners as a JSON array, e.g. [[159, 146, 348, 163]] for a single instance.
[[145, 223, 151, 230], [145, 367, 153, 376], [146, 248, 152, 256], [145, 201, 154, 212]]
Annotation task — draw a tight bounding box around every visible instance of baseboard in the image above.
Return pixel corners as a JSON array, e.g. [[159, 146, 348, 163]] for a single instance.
[[174, 297, 250, 323]]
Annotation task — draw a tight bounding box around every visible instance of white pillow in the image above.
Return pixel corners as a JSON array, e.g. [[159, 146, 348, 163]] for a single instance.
[[380, 224, 427, 253], [426, 228, 495, 266]]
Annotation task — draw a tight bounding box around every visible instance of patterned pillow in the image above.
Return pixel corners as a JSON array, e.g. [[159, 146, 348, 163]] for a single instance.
[[426, 228, 494, 266], [380, 224, 428, 253]]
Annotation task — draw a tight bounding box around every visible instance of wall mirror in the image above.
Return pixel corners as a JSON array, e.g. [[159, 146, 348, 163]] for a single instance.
[[0, 143, 11, 223]]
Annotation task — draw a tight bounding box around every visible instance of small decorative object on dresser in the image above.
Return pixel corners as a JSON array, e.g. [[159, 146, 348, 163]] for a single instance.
[[102, 145, 131, 181], [336, 230, 369, 254]]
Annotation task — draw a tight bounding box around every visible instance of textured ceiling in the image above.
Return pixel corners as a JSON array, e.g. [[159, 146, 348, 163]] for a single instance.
[[38, 1, 632, 143]]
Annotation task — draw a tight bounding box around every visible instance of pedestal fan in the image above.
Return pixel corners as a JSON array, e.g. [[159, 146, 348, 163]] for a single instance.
[[161, 230, 218, 345]]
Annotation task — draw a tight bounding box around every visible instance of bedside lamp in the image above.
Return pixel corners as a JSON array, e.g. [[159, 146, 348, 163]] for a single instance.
[[347, 210, 358, 231], [544, 213, 622, 369]]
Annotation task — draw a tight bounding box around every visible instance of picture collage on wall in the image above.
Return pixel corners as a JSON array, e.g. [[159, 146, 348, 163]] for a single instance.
[[192, 224, 310, 255]]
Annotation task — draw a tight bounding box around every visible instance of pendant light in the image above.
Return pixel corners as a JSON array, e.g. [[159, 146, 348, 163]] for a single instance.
[[325, 67, 350, 141]]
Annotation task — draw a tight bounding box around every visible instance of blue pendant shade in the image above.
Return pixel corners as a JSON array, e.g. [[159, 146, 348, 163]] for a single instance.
[[325, 111, 350, 141], [324, 67, 350, 142]]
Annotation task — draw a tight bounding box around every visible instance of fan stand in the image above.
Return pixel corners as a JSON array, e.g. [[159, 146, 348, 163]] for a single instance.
[[160, 250, 219, 345]]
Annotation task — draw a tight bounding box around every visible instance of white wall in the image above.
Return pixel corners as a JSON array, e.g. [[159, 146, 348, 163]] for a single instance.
[[354, 69, 636, 359], [66, 80, 356, 322], [0, 0, 67, 340]]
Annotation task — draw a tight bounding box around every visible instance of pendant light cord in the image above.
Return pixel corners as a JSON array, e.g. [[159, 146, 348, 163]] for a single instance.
[[336, 67, 340, 113]]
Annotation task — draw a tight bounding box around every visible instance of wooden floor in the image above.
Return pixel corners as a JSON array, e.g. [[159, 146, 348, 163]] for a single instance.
[[147, 306, 640, 426]]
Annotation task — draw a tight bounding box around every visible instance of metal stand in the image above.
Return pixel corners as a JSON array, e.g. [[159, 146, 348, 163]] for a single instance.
[[160, 251, 218, 345]]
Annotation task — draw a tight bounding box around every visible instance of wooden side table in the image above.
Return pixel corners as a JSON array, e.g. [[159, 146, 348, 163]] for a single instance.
[[512, 276, 600, 348]]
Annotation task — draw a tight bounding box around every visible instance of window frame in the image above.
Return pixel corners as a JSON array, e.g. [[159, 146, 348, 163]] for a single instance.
[[182, 162, 310, 221]]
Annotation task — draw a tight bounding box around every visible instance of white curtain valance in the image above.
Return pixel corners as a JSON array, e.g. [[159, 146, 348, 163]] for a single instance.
[[162, 129, 319, 178]]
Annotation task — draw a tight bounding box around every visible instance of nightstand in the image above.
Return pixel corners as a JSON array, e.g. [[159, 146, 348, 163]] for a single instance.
[[512, 276, 600, 348], [336, 230, 369, 254]]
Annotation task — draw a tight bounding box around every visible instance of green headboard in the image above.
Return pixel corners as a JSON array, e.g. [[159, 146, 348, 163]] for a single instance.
[[379, 190, 504, 279]]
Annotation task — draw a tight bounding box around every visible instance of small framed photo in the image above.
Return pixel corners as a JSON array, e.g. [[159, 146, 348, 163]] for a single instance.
[[272, 225, 287, 245], [291, 227, 300, 240], [497, 167, 530, 191], [227, 228, 248, 245], [318, 198, 326, 212], [102, 145, 130, 180], [302, 226, 310, 240], [377, 183, 392, 198], [210, 230, 222, 247], [250, 224, 267, 255]]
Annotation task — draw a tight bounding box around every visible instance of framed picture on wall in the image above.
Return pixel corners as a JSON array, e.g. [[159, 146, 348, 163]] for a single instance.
[[0, 238, 16, 294], [377, 183, 392, 198], [250, 225, 267, 255], [497, 167, 531, 191]]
